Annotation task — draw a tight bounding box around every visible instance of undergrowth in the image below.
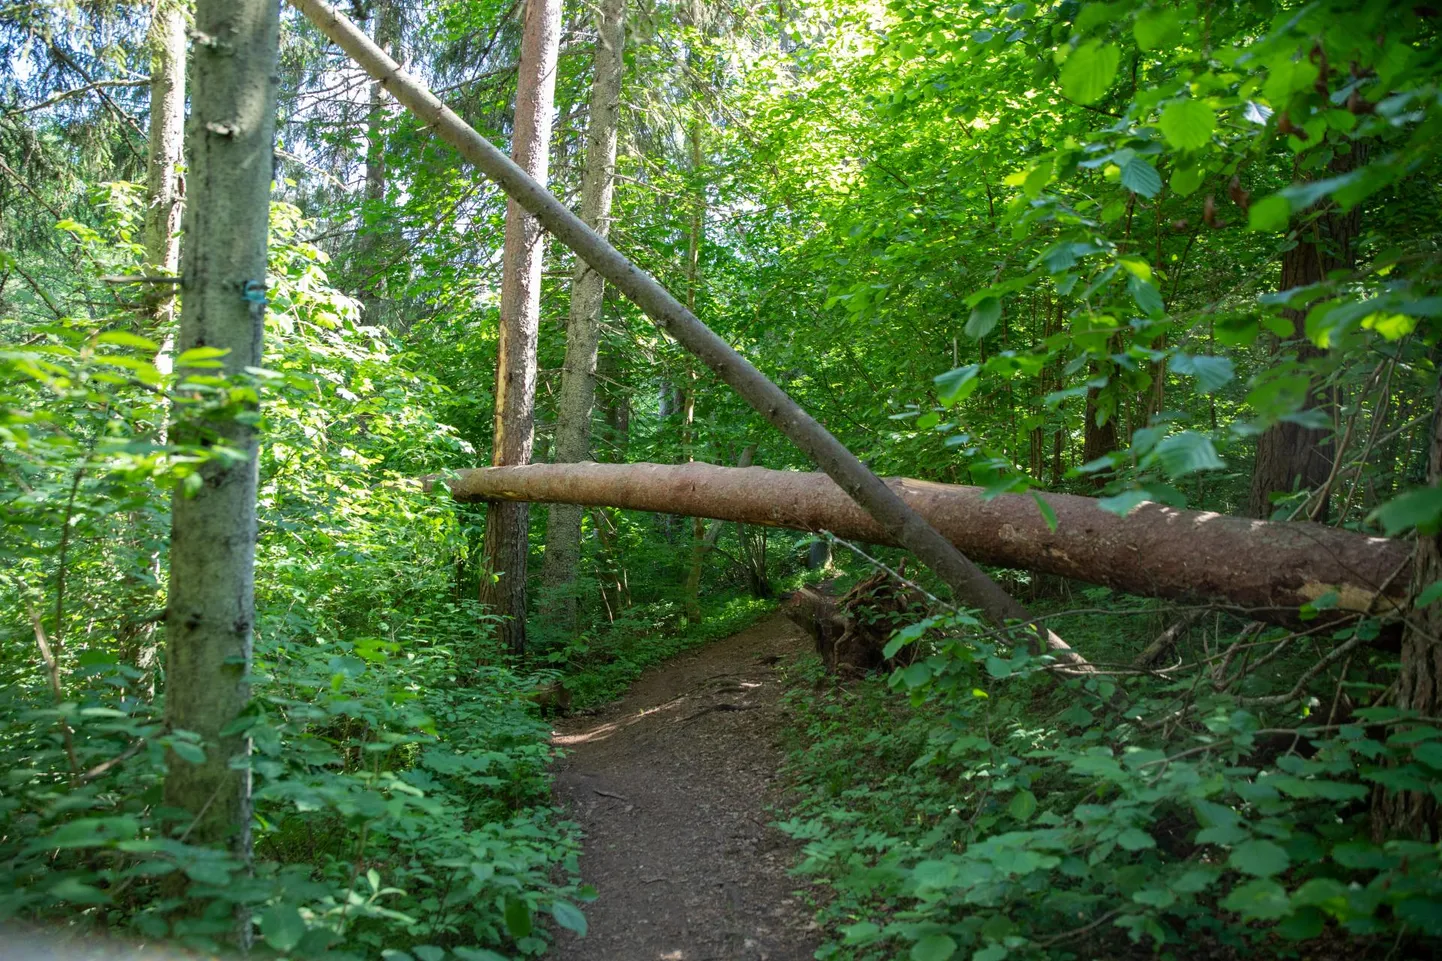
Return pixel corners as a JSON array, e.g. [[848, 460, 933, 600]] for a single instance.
[[776, 579, 1442, 961]]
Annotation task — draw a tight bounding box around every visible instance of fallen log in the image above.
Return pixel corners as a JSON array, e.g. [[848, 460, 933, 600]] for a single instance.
[[292, 0, 1084, 668], [438, 461, 1410, 629]]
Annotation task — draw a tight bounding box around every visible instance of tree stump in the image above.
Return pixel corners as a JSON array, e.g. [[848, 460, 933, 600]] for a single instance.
[[782, 568, 927, 675]]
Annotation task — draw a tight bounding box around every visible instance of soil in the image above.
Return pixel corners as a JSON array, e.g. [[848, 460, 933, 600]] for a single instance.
[[550, 613, 820, 961]]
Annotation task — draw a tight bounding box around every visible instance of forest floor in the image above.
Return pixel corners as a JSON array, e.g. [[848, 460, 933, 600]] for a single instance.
[[550, 613, 820, 961]]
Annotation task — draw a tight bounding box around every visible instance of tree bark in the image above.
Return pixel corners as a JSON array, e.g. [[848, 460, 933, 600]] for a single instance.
[[439, 461, 1410, 629], [163, 0, 278, 858], [120, 0, 187, 685], [1083, 382, 1118, 488], [681, 119, 706, 623], [1248, 155, 1362, 519], [144, 0, 186, 334], [540, 0, 626, 632], [290, 0, 1083, 666], [479, 0, 561, 655], [359, 0, 400, 325], [1373, 377, 1442, 841]]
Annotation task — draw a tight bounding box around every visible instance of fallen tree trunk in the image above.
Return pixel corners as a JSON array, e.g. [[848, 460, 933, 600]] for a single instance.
[[439, 461, 1410, 628], [290, 0, 1083, 668]]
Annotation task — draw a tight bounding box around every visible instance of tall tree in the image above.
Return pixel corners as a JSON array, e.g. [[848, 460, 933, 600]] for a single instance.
[[681, 119, 705, 623], [359, 0, 401, 325], [162, 0, 279, 852], [540, 0, 627, 631], [1247, 161, 1362, 519], [143, 0, 186, 334], [1375, 377, 1442, 842], [481, 0, 562, 654]]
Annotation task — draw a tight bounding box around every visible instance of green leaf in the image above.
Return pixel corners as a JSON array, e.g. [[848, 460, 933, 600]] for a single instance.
[[1133, 8, 1180, 51], [1248, 194, 1291, 232], [551, 900, 587, 936], [843, 922, 882, 944], [1129, 275, 1165, 317], [1098, 489, 1150, 516], [1030, 492, 1058, 531], [1420, 581, 1442, 609], [412, 947, 446, 961], [1060, 41, 1120, 105], [452, 949, 507, 961], [261, 903, 307, 953], [1414, 740, 1442, 770], [901, 663, 932, 689], [1153, 431, 1224, 478], [1007, 789, 1038, 822], [170, 740, 206, 764], [1116, 827, 1156, 851], [1221, 878, 1290, 920], [175, 346, 230, 368], [1120, 158, 1162, 198], [966, 297, 1003, 339], [1228, 839, 1289, 878], [503, 899, 532, 938], [1369, 486, 1442, 535], [1170, 354, 1234, 393], [96, 331, 160, 351], [935, 364, 981, 406], [1171, 165, 1204, 197], [1395, 899, 1442, 937], [1159, 100, 1217, 151], [911, 933, 957, 961]]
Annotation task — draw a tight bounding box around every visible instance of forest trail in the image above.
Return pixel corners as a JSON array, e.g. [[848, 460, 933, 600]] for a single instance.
[[550, 614, 819, 961]]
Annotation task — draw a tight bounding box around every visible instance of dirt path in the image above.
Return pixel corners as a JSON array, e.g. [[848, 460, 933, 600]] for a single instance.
[[550, 613, 819, 961]]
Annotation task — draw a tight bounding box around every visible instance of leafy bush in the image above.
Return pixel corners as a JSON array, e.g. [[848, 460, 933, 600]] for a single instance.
[[0, 188, 587, 958], [779, 606, 1442, 961]]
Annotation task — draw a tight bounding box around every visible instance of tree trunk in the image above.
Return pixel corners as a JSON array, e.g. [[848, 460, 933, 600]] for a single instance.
[[1248, 155, 1362, 519], [540, 0, 626, 632], [120, 0, 187, 686], [293, 0, 1083, 666], [163, 0, 278, 862], [1083, 382, 1118, 487], [1373, 378, 1442, 841], [479, 0, 561, 655], [359, 0, 400, 325], [681, 119, 706, 623], [440, 461, 1409, 629], [144, 0, 185, 334]]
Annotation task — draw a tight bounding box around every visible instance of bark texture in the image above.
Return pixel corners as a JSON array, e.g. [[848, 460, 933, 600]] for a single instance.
[[540, 0, 627, 631], [441, 461, 1410, 628], [291, 0, 1079, 666], [480, 0, 562, 654], [143, 0, 186, 332], [1248, 154, 1362, 519], [1374, 379, 1442, 841], [163, 0, 278, 852], [359, 0, 400, 324]]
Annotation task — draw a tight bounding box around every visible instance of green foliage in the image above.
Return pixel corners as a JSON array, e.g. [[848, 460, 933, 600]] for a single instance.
[[779, 603, 1442, 960], [0, 187, 585, 957]]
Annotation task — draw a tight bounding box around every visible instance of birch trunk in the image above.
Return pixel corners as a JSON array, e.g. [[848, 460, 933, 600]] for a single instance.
[[163, 0, 278, 856], [540, 0, 626, 631], [481, 0, 562, 655]]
